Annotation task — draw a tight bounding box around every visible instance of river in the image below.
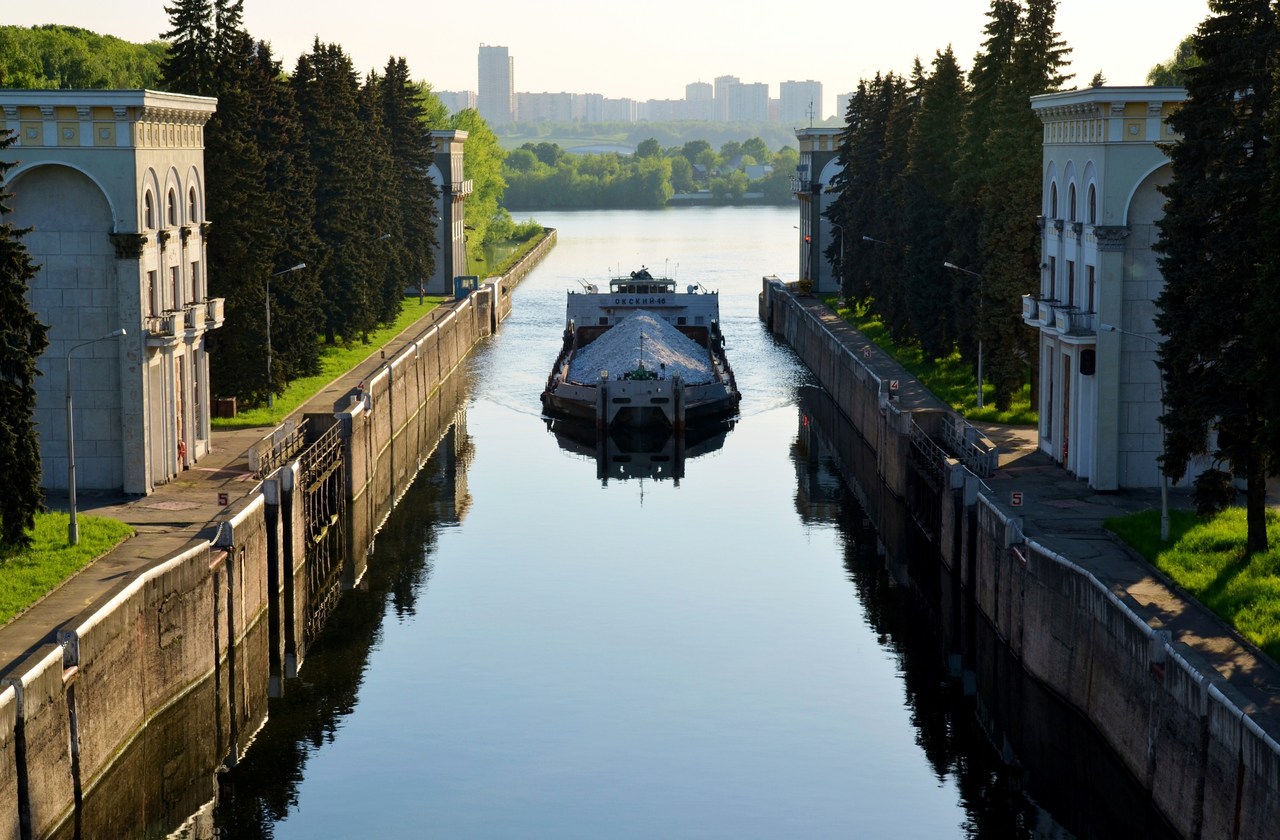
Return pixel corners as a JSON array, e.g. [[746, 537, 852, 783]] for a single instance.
[[206, 207, 1174, 839]]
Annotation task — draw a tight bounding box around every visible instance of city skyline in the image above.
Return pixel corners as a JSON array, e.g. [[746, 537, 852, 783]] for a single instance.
[[9, 1, 1212, 117]]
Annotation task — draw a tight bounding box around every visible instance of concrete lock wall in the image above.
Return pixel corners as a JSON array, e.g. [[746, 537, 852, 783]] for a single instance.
[[969, 499, 1280, 840], [0, 685, 16, 840], [343, 292, 490, 573], [767, 279, 1280, 840], [0, 241, 548, 834], [5, 647, 72, 840]]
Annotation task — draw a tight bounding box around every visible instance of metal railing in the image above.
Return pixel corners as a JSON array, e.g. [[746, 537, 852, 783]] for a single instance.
[[248, 418, 309, 478]]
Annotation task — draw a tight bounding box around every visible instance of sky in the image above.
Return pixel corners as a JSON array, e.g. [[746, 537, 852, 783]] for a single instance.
[[11, 1, 1211, 118]]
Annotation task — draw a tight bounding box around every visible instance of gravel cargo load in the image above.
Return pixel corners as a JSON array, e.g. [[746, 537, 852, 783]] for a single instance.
[[567, 310, 714, 385]]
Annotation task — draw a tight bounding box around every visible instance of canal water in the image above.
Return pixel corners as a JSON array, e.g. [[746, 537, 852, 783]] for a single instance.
[[209, 207, 1174, 839]]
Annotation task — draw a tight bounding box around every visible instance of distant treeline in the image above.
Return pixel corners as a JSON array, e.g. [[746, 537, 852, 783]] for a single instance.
[[503, 138, 799, 209], [0, 25, 165, 88], [495, 119, 830, 154]]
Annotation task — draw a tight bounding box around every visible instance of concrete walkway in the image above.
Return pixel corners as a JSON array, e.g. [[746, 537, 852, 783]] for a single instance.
[[801, 296, 1280, 734], [0, 301, 458, 679]]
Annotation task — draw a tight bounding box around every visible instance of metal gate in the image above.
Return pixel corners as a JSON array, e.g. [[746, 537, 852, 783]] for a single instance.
[[298, 421, 346, 646]]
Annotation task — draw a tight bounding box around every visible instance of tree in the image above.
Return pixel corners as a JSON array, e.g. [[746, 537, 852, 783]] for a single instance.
[[975, 0, 1072, 409], [379, 58, 438, 307], [1147, 34, 1201, 86], [903, 47, 967, 359], [1154, 0, 1279, 554], [635, 137, 661, 158], [293, 41, 373, 345], [450, 108, 507, 268], [949, 0, 1020, 369], [160, 0, 216, 95], [0, 130, 51, 550]]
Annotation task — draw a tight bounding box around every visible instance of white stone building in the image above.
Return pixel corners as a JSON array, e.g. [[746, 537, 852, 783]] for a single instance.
[[793, 127, 844, 294], [1025, 86, 1195, 490], [2, 89, 222, 496]]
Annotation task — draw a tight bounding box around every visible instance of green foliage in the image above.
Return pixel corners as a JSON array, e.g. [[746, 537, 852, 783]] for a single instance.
[[1154, 0, 1280, 555], [0, 25, 165, 89], [823, 0, 1070, 412], [0, 513, 133, 623], [213, 296, 444, 429], [1106, 507, 1280, 662], [449, 108, 507, 268], [1147, 34, 1200, 85], [161, 0, 216, 95], [825, 297, 1036, 424], [0, 130, 51, 550], [501, 135, 790, 209]]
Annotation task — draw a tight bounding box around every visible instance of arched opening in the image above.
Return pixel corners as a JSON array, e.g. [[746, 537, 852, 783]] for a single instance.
[[1049, 182, 1059, 218], [144, 191, 156, 229], [1068, 184, 1077, 222], [167, 189, 178, 226], [1087, 184, 1097, 224]]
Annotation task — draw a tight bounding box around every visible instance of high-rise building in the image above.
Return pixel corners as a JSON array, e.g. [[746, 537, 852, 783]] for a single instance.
[[714, 75, 740, 122], [477, 44, 515, 125], [780, 80, 823, 125], [437, 90, 477, 114], [835, 91, 856, 119], [684, 81, 714, 121], [727, 82, 769, 122]]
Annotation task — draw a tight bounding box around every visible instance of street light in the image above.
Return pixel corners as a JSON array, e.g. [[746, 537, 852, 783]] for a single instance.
[[862, 235, 891, 246], [943, 262, 985, 409], [66, 328, 127, 545], [1101, 322, 1170, 542], [266, 262, 306, 408]]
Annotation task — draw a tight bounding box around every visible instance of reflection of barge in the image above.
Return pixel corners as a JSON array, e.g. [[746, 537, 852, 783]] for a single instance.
[[547, 417, 731, 485], [540, 268, 740, 430]]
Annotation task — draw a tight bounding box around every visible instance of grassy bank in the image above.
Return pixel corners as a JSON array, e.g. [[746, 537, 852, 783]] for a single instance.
[[1106, 508, 1280, 662], [824, 297, 1037, 425], [213, 295, 446, 430], [1, 513, 135, 624]]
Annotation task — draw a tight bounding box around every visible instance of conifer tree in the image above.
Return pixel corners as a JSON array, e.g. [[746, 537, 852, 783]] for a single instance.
[[246, 40, 322, 385], [903, 47, 967, 359], [380, 57, 439, 307], [948, 0, 1019, 370], [293, 41, 372, 346], [0, 132, 50, 550], [974, 0, 1071, 409], [1155, 0, 1279, 553], [160, 0, 215, 95]]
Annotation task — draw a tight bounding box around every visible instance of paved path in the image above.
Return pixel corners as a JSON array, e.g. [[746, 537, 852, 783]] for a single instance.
[[797, 296, 1280, 733], [0, 301, 456, 679]]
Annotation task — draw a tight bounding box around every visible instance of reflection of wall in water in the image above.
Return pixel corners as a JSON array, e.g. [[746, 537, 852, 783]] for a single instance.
[[799, 382, 1179, 840]]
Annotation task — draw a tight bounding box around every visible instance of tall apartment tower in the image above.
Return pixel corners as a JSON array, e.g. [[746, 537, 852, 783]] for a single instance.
[[714, 75, 740, 122], [685, 81, 714, 121], [477, 44, 515, 125], [780, 80, 823, 125]]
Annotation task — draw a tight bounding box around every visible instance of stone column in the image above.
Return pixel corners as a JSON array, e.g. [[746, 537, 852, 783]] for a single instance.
[[1091, 225, 1130, 490]]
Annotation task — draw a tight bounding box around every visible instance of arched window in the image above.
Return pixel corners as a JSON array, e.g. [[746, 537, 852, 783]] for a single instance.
[[188, 187, 199, 222], [166, 189, 178, 226], [144, 191, 155, 229], [1049, 182, 1058, 218], [1068, 184, 1077, 221], [1087, 184, 1097, 224]]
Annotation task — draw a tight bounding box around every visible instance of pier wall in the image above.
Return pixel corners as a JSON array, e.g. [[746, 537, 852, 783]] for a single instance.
[[764, 279, 1280, 840]]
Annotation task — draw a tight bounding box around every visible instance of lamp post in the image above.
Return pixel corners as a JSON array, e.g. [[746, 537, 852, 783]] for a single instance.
[[943, 261, 985, 409], [861, 235, 891, 246], [266, 262, 306, 408], [1101, 322, 1170, 542], [66, 328, 127, 545]]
